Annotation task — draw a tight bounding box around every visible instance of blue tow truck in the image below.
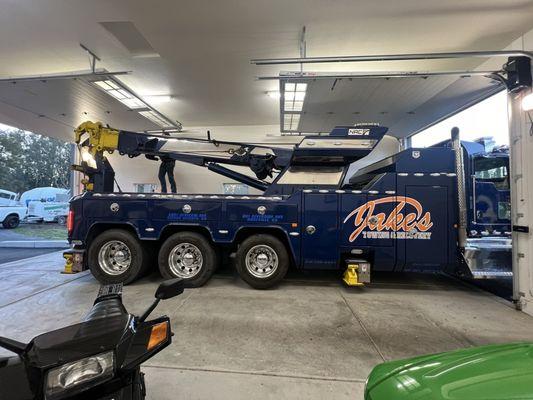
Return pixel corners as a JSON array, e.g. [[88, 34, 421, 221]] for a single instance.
[[64, 121, 511, 289]]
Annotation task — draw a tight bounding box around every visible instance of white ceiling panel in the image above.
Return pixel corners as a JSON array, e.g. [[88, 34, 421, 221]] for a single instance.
[[0, 75, 164, 140], [281, 74, 504, 137], [0, 0, 531, 140]]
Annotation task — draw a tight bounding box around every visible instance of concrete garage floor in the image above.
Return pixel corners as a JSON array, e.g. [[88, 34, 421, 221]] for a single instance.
[[2, 252, 533, 399]]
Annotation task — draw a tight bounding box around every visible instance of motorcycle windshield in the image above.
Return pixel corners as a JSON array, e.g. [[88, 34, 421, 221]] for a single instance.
[[25, 314, 130, 368]]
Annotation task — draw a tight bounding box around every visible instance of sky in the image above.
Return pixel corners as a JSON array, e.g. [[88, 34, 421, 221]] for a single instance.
[[412, 90, 509, 147], [0, 123, 16, 131]]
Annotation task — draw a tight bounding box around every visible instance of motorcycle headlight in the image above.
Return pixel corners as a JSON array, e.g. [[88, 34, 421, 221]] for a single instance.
[[45, 351, 114, 398]]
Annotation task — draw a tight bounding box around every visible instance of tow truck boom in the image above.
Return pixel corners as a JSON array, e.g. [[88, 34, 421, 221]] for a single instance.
[[74, 121, 292, 192]]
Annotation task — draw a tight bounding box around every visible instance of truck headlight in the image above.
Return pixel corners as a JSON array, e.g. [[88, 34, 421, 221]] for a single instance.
[[45, 351, 114, 398]]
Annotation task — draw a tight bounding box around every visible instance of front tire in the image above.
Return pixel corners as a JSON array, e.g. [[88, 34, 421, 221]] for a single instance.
[[235, 234, 289, 289], [158, 232, 217, 287], [2, 215, 20, 229], [88, 229, 149, 285]]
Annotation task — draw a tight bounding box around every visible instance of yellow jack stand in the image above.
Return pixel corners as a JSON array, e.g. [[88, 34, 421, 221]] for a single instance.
[[62, 253, 74, 274], [343, 264, 364, 287]]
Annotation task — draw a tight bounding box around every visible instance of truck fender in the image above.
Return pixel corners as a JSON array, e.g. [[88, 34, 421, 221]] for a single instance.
[[157, 223, 215, 243], [0, 209, 26, 222], [2, 212, 20, 221], [85, 221, 143, 245]]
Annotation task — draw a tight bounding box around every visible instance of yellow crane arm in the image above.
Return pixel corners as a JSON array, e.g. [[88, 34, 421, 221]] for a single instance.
[[74, 121, 120, 156]]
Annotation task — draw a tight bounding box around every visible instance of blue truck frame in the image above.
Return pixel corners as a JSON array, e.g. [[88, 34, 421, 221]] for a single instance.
[[66, 124, 510, 288]]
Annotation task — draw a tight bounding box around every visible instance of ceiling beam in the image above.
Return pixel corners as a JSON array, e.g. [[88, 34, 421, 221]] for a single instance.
[[251, 50, 533, 65], [0, 69, 130, 83]]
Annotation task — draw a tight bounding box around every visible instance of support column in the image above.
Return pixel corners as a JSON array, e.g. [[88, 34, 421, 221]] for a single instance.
[[71, 144, 82, 196], [69, 143, 77, 196], [509, 85, 533, 313]]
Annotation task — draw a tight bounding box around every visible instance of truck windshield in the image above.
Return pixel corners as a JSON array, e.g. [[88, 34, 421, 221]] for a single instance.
[[474, 157, 509, 190]]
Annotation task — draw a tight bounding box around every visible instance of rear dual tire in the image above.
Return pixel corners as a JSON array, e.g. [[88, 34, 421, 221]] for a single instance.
[[158, 232, 217, 287], [88, 230, 290, 289], [235, 234, 289, 289], [88, 229, 150, 285]]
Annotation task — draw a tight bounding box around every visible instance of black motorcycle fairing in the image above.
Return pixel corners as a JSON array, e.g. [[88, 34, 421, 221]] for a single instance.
[[83, 297, 127, 322], [0, 356, 34, 400], [0, 337, 27, 355], [25, 314, 130, 369], [11, 315, 131, 399], [0, 279, 180, 400], [120, 317, 172, 370]]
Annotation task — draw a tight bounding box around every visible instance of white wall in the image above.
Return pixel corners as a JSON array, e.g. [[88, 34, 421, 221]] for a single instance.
[[109, 124, 300, 194]]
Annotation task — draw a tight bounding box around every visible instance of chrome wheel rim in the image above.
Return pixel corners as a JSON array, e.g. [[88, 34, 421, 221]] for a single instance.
[[98, 240, 132, 275], [168, 243, 203, 278], [245, 245, 278, 278]]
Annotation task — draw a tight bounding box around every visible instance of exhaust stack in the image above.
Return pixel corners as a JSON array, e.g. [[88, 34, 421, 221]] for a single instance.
[[451, 127, 468, 248]]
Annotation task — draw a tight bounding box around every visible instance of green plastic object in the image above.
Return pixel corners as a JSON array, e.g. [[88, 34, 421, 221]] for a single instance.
[[365, 343, 533, 399]]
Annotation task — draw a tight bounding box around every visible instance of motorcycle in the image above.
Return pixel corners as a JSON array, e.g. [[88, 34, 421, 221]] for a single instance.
[[0, 278, 184, 400]]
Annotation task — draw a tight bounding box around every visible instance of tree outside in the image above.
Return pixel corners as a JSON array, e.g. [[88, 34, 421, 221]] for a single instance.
[[0, 127, 72, 193]]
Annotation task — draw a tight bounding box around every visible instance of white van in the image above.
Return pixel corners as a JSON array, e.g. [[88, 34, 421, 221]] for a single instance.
[[22, 187, 70, 224], [27, 201, 69, 224]]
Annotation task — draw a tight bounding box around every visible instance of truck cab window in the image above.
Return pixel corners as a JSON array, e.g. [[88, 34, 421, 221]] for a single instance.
[[474, 157, 509, 190]]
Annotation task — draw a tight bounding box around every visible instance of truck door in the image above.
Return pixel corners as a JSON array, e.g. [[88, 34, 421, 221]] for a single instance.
[[404, 185, 448, 269], [302, 192, 339, 269], [340, 192, 397, 272]]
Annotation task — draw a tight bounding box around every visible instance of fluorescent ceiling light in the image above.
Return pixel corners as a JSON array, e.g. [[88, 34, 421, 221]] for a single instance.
[[522, 92, 533, 111], [93, 80, 146, 109], [92, 78, 177, 128], [283, 113, 301, 131], [283, 82, 307, 116], [285, 91, 306, 101], [285, 101, 303, 112], [282, 82, 306, 130]]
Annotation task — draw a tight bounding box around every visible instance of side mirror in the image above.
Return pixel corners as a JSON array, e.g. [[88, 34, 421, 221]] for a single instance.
[[155, 278, 184, 300]]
